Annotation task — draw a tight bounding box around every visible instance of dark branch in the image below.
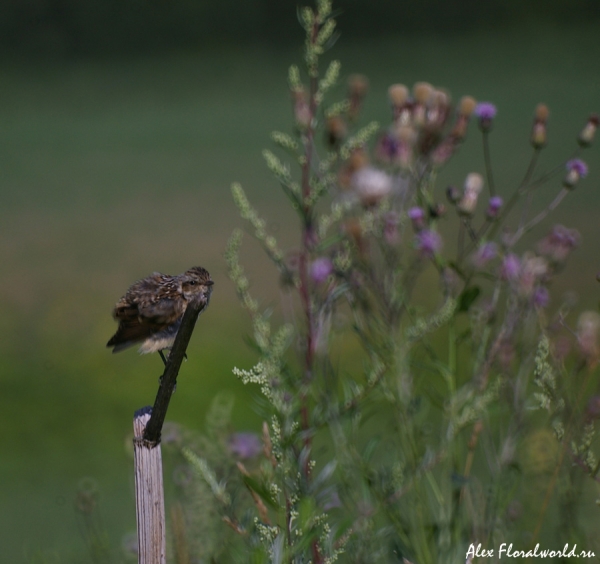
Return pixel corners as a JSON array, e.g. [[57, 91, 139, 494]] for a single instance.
[[142, 297, 204, 445]]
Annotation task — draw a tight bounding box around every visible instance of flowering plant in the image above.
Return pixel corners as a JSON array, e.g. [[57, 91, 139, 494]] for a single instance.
[[173, 2, 599, 562]]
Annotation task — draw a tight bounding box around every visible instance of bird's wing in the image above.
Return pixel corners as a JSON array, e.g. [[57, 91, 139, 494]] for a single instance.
[[107, 302, 159, 348]]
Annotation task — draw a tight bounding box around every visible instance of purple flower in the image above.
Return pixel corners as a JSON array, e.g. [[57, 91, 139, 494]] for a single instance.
[[500, 253, 521, 281], [566, 159, 588, 177], [472, 242, 497, 268], [310, 257, 334, 284], [474, 102, 497, 132], [537, 224, 579, 262], [228, 432, 262, 459], [416, 229, 443, 258], [408, 206, 426, 230], [474, 102, 497, 120], [532, 286, 550, 308], [564, 159, 589, 188], [486, 196, 503, 218]]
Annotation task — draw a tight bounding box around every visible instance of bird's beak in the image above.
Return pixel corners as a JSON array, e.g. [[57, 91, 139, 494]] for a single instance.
[[206, 280, 214, 286]]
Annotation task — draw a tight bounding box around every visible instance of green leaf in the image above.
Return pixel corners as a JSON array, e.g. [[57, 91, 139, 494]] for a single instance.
[[457, 286, 481, 313], [242, 475, 279, 509]]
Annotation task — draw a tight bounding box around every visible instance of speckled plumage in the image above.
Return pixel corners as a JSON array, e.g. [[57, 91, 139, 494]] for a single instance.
[[107, 266, 213, 355]]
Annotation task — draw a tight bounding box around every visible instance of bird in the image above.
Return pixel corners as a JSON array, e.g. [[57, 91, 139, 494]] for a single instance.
[[107, 266, 213, 364]]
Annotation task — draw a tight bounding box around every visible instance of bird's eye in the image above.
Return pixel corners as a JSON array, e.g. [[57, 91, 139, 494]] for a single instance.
[[189, 280, 197, 286]]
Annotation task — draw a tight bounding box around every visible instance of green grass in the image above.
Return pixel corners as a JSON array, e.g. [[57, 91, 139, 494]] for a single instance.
[[1, 22, 599, 561]]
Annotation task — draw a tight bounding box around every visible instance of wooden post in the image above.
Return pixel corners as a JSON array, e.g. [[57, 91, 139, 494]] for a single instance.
[[132, 296, 206, 563], [133, 407, 166, 564]]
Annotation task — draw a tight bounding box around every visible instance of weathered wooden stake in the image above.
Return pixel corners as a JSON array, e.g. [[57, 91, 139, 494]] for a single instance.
[[133, 408, 166, 564], [133, 296, 205, 564]]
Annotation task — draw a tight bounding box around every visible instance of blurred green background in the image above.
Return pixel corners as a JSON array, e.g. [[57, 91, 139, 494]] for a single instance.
[[1, 1, 599, 561]]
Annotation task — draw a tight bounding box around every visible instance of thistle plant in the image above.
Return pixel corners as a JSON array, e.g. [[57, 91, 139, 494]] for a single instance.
[[177, 1, 600, 562]]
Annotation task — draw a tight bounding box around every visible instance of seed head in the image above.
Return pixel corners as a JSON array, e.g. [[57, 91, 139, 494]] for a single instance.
[[531, 103, 549, 149], [457, 173, 484, 215], [578, 114, 599, 148]]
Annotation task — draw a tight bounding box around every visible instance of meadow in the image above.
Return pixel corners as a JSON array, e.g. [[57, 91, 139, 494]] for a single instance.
[[1, 21, 599, 561]]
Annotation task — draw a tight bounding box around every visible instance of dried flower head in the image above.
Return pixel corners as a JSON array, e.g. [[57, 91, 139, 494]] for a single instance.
[[459, 96, 477, 117], [457, 173, 484, 215], [351, 166, 393, 207], [413, 81, 433, 105], [578, 113, 599, 147], [531, 103, 549, 148], [412, 82, 433, 126]]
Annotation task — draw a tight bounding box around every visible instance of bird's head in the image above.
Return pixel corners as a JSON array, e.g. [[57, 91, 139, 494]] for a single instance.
[[180, 266, 214, 302]]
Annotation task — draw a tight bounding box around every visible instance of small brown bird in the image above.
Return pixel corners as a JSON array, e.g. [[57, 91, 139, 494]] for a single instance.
[[107, 266, 213, 363]]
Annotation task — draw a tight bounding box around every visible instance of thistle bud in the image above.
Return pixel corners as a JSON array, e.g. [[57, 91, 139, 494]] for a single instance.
[[474, 102, 497, 132], [486, 196, 503, 219], [408, 207, 426, 231], [563, 159, 588, 189], [531, 103, 549, 149], [457, 173, 484, 215], [578, 114, 599, 147]]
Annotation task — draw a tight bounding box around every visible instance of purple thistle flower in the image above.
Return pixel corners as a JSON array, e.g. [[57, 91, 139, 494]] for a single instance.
[[532, 286, 550, 308], [474, 102, 497, 132], [228, 432, 262, 459], [408, 206, 426, 230], [486, 196, 503, 218], [474, 102, 497, 120], [416, 229, 443, 258], [537, 224, 579, 262], [500, 253, 521, 281], [566, 159, 588, 177], [564, 159, 589, 188], [472, 242, 497, 268], [310, 257, 334, 284]]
